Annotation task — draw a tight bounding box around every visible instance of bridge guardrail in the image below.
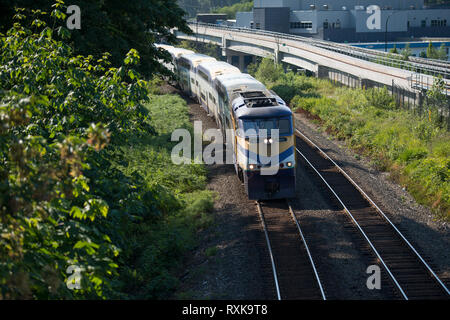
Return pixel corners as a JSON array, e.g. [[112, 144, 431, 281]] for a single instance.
[[186, 22, 450, 82]]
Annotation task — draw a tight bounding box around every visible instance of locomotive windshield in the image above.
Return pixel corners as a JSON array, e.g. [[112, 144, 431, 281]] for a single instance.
[[238, 117, 292, 137]]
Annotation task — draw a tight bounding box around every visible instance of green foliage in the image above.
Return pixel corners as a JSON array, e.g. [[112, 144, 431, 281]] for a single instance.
[[401, 43, 412, 61], [364, 87, 397, 110], [177, 0, 251, 18], [253, 57, 320, 103], [0, 6, 149, 299], [254, 57, 284, 85], [178, 40, 223, 60], [0, 7, 214, 299], [425, 42, 447, 60], [389, 45, 398, 54], [426, 77, 447, 116], [251, 59, 450, 220], [114, 95, 214, 299], [213, 1, 253, 19], [427, 42, 437, 59], [0, 0, 190, 77], [436, 43, 448, 60]]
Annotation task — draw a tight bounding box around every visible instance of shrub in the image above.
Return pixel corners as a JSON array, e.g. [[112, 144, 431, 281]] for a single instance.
[[365, 87, 397, 110], [0, 6, 150, 298], [0, 6, 214, 299]]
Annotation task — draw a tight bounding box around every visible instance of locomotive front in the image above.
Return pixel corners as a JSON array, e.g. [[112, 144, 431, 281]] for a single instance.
[[232, 91, 296, 200]]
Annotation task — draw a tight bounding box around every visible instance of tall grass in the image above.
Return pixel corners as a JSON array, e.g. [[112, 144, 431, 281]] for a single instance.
[[254, 58, 449, 220], [108, 93, 215, 298]]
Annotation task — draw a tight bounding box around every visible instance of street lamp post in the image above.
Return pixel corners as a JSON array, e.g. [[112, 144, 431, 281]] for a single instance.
[[384, 11, 403, 52], [385, 13, 393, 52]]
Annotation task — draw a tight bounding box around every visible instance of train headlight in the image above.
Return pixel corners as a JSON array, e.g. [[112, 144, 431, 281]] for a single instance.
[[263, 138, 273, 144], [249, 164, 255, 170], [287, 162, 293, 167]]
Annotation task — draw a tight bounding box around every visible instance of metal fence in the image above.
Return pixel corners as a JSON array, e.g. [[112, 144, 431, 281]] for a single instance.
[[326, 66, 450, 129]]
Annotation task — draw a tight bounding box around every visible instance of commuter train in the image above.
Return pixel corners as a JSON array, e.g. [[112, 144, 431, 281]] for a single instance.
[[157, 44, 296, 200]]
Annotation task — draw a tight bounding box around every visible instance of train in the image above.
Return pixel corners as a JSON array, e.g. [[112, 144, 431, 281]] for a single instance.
[[157, 44, 296, 200]]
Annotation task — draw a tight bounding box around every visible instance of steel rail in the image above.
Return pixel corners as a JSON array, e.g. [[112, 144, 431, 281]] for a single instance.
[[295, 128, 450, 297], [256, 201, 281, 300], [294, 145, 409, 299], [287, 203, 327, 300]]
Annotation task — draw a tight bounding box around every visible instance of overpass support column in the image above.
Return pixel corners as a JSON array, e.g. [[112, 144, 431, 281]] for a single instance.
[[316, 65, 328, 79], [225, 49, 248, 72], [238, 54, 245, 72], [274, 49, 281, 64]]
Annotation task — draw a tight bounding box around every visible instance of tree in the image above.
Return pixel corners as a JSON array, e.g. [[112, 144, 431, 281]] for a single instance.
[[177, 0, 250, 18], [0, 0, 191, 76], [389, 45, 398, 54], [427, 41, 437, 59], [0, 5, 151, 298], [213, 1, 254, 19], [401, 43, 412, 61], [436, 43, 448, 60]]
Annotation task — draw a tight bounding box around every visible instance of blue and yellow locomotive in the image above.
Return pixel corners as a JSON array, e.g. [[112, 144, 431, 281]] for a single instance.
[[230, 90, 296, 200], [160, 44, 296, 200]]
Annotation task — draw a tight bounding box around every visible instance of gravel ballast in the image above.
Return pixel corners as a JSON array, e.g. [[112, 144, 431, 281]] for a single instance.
[[168, 86, 448, 299]]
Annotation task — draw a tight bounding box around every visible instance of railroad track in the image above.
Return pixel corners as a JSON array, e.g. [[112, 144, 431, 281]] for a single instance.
[[295, 128, 450, 300], [256, 200, 326, 300]]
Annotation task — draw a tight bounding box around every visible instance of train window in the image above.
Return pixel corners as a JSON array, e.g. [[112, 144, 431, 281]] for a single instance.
[[198, 69, 209, 81], [239, 117, 292, 137], [278, 119, 291, 135], [256, 120, 276, 131], [177, 59, 191, 70]]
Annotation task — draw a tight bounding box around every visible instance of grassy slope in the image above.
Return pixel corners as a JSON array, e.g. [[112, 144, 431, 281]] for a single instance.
[[110, 92, 214, 298], [250, 59, 449, 220]]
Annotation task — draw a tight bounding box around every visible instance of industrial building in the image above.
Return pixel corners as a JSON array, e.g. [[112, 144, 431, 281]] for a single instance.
[[235, 0, 450, 43]]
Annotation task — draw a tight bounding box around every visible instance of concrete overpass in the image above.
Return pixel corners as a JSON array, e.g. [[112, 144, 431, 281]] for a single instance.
[[175, 23, 450, 98]]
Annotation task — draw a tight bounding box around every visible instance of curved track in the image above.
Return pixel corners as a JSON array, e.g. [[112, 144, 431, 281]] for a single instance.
[[256, 200, 326, 300], [295, 128, 450, 300]]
